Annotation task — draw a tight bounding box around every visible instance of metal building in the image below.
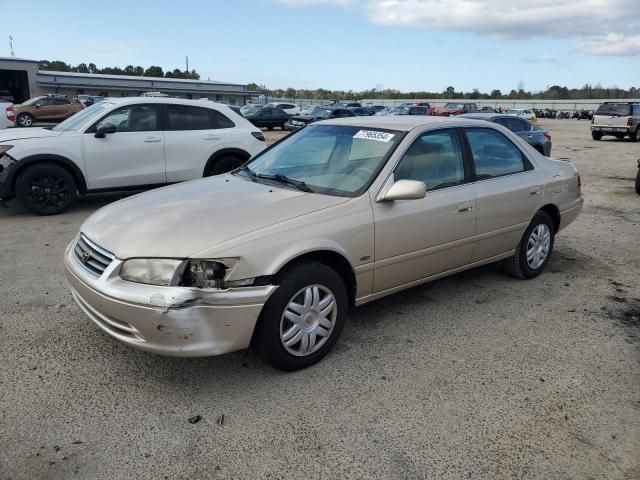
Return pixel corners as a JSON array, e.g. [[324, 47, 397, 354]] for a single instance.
[[0, 57, 255, 105]]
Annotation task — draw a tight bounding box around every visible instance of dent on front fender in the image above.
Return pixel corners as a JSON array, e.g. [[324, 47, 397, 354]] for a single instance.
[[145, 285, 278, 313]]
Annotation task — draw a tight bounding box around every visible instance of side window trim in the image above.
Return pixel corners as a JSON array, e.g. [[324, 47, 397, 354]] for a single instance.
[[461, 126, 534, 182]]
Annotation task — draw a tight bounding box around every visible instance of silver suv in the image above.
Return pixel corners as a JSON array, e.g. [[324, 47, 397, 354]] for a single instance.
[[591, 102, 640, 142]]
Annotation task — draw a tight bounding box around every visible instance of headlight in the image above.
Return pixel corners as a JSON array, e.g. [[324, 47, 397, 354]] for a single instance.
[[120, 258, 185, 286], [180, 258, 250, 288]]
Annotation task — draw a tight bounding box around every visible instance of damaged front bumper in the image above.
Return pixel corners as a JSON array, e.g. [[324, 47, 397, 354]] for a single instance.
[[63, 241, 277, 357]]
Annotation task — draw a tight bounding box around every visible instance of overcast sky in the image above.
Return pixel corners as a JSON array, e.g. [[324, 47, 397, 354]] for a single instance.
[[2, 0, 639, 92]]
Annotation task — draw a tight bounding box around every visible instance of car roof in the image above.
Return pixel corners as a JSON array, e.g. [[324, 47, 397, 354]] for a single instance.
[[314, 115, 495, 131], [99, 97, 232, 107]]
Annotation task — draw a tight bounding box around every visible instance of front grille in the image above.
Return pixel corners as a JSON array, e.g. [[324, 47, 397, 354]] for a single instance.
[[73, 234, 115, 276]]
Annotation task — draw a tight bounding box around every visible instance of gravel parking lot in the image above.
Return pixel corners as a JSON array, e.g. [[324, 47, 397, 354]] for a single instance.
[[1, 119, 639, 480]]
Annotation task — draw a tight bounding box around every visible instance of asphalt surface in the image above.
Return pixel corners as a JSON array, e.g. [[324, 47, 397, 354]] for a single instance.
[[1, 120, 639, 479]]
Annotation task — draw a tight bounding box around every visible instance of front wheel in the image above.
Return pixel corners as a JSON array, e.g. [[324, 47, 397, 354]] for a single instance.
[[204, 155, 245, 176], [591, 131, 602, 141], [253, 261, 348, 371], [504, 211, 555, 279], [15, 163, 77, 215]]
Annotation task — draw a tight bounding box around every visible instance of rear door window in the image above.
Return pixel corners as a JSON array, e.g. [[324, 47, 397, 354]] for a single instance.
[[465, 128, 526, 180], [166, 105, 235, 130]]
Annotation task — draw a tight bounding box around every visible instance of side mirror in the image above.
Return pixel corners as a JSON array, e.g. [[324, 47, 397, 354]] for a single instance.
[[378, 179, 426, 202], [95, 123, 116, 138]]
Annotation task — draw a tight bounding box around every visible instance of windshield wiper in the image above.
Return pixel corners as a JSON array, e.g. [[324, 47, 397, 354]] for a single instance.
[[237, 165, 258, 181], [256, 173, 312, 192]]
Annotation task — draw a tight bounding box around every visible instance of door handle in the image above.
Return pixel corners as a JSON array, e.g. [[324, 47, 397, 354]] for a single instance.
[[457, 202, 473, 213], [143, 137, 162, 143], [204, 135, 222, 141]]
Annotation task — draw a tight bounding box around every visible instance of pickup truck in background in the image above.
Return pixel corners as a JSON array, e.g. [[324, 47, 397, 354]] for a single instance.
[[0, 102, 15, 129]]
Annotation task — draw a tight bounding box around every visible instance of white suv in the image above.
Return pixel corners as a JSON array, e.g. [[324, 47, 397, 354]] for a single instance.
[[0, 98, 267, 214]]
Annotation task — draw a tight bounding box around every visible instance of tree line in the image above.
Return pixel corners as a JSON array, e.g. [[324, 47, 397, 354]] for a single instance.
[[247, 83, 640, 101], [38, 60, 200, 80]]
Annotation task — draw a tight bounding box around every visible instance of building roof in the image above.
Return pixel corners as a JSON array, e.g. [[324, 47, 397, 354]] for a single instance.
[[37, 70, 245, 87], [0, 56, 39, 63]]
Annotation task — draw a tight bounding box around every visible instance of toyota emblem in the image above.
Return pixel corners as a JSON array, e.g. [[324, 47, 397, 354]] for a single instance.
[[81, 250, 92, 263]]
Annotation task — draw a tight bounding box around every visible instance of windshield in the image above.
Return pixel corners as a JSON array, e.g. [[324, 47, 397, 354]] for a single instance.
[[242, 125, 404, 196], [310, 107, 332, 118], [21, 96, 45, 106], [391, 107, 410, 115], [444, 103, 466, 110], [595, 104, 632, 116], [506, 109, 521, 115], [52, 102, 114, 132]]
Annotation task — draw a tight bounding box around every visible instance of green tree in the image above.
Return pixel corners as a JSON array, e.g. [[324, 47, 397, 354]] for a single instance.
[[144, 66, 164, 77]]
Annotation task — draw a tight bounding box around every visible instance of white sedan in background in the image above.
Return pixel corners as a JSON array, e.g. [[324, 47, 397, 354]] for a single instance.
[[0, 101, 15, 129], [505, 109, 536, 121], [0, 98, 266, 215]]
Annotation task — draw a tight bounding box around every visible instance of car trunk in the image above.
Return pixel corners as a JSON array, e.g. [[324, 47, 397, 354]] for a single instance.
[[593, 104, 632, 128]]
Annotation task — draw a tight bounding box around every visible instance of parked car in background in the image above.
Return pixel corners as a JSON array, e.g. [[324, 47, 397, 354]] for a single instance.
[[365, 105, 387, 115], [389, 106, 429, 116], [284, 106, 355, 131], [300, 105, 316, 115], [375, 107, 392, 116], [240, 104, 264, 116], [573, 110, 593, 120], [266, 103, 301, 115], [334, 102, 362, 108], [0, 98, 266, 215], [228, 105, 243, 116], [399, 102, 431, 108], [591, 102, 640, 141], [14, 95, 84, 127], [429, 102, 478, 116], [460, 113, 552, 156], [243, 106, 290, 130], [349, 107, 373, 116], [0, 101, 15, 129], [477, 106, 496, 113], [505, 109, 536, 121], [83, 96, 105, 107], [63, 115, 583, 370]]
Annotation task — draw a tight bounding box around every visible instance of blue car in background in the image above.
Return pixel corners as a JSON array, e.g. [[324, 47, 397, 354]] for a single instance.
[[460, 113, 552, 156]]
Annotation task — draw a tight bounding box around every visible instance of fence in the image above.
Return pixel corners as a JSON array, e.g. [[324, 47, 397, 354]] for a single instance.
[[256, 96, 640, 112]]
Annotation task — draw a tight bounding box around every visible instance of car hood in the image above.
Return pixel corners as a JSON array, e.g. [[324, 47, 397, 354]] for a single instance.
[[0, 128, 62, 142], [81, 174, 349, 259], [290, 115, 321, 122]]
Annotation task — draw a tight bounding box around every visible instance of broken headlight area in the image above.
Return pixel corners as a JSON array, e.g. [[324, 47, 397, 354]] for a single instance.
[[0, 146, 16, 177], [119, 257, 259, 289], [180, 259, 256, 289]]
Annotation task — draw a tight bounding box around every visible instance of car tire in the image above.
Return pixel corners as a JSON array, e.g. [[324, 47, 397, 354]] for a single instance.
[[253, 261, 348, 371], [503, 211, 555, 279], [17, 113, 34, 128], [630, 128, 640, 143], [281, 123, 286, 130], [204, 154, 245, 176], [591, 131, 602, 141], [615, 133, 625, 140], [15, 163, 77, 215], [635, 167, 640, 195], [267, 126, 274, 131]]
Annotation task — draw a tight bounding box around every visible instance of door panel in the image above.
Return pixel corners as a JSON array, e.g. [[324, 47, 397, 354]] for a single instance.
[[464, 127, 543, 261], [164, 104, 232, 182], [83, 104, 165, 189], [372, 128, 476, 293]]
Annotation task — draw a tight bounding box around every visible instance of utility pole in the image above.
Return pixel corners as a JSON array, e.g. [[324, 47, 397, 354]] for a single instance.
[[185, 56, 189, 72], [9, 35, 15, 57]]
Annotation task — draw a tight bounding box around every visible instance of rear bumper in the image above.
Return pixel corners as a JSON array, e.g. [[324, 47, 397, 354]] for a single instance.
[[559, 198, 583, 232], [63, 239, 277, 357], [591, 125, 631, 133]]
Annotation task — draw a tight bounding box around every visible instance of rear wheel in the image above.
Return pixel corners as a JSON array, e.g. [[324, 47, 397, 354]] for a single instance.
[[253, 261, 347, 371], [615, 133, 625, 140], [17, 113, 33, 128], [591, 131, 602, 141], [504, 211, 555, 279], [204, 154, 245, 177], [635, 166, 640, 195], [630, 127, 640, 143], [15, 163, 77, 215]]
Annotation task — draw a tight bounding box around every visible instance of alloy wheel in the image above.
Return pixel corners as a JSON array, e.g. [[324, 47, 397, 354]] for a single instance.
[[25, 173, 70, 211], [280, 284, 337, 356], [526, 224, 551, 270], [18, 114, 32, 127]]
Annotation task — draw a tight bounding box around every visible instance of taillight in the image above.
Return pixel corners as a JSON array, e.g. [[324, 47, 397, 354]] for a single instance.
[[590, 117, 594, 124], [627, 117, 633, 127], [6, 106, 15, 122], [543, 131, 551, 141], [251, 131, 265, 142]]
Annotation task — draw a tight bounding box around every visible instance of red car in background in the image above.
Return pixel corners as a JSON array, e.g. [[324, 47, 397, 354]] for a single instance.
[[430, 102, 478, 116]]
